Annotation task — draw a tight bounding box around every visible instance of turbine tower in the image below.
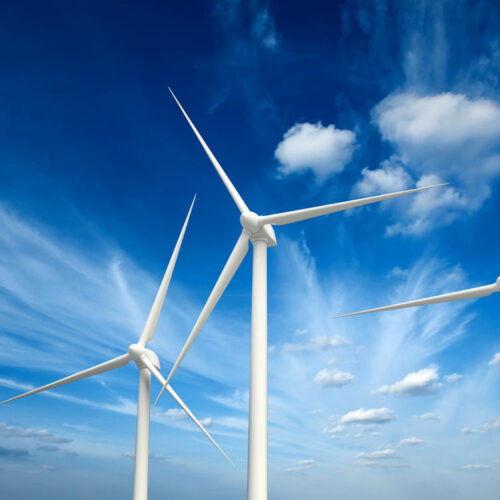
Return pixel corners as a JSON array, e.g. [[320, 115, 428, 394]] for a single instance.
[[155, 89, 446, 500], [1, 197, 231, 500], [334, 276, 500, 318]]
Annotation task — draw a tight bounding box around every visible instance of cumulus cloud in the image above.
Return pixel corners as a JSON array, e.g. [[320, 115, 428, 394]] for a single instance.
[[398, 437, 424, 446], [285, 459, 316, 473], [445, 373, 463, 382], [354, 157, 412, 196], [417, 413, 441, 421], [314, 369, 354, 388], [461, 417, 500, 434], [0, 422, 71, 444], [488, 352, 500, 366], [462, 464, 492, 470], [357, 448, 398, 460], [199, 417, 213, 428], [385, 174, 468, 236], [164, 409, 187, 420], [323, 424, 346, 435], [275, 122, 356, 181], [375, 368, 441, 396], [341, 408, 395, 425], [374, 93, 500, 154], [370, 92, 500, 233]]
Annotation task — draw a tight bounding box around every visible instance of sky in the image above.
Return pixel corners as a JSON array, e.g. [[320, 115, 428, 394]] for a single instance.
[[0, 0, 499, 498]]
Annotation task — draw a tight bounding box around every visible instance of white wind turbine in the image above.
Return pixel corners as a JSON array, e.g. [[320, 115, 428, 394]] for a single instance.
[[153, 88, 446, 500], [0, 197, 232, 500], [334, 276, 500, 318]]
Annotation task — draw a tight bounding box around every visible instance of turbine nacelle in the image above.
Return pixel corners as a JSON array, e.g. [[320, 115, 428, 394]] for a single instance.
[[128, 343, 161, 370], [240, 211, 277, 247]]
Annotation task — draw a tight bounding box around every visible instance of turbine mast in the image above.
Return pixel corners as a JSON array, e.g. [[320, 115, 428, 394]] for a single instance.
[[133, 361, 152, 500], [247, 238, 269, 500]]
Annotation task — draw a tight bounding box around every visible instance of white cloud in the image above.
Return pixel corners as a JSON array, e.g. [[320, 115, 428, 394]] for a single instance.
[[375, 367, 441, 396], [398, 437, 424, 446], [323, 424, 346, 435], [164, 409, 187, 420], [445, 373, 463, 382], [314, 369, 354, 388], [385, 174, 468, 236], [374, 93, 500, 153], [341, 408, 396, 425], [370, 92, 500, 233], [461, 417, 500, 434], [199, 417, 213, 428], [354, 157, 412, 196], [285, 459, 316, 473], [0, 422, 71, 444], [488, 352, 500, 366], [417, 413, 441, 421], [294, 328, 308, 336], [275, 122, 356, 181], [462, 464, 492, 471], [461, 427, 484, 434], [356, 448, 398, 460], [284, 334, 351, 352]]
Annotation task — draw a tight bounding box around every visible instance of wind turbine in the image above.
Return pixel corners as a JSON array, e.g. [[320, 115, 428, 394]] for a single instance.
[[154, 88, 446, 500], [0, 197, 232, 500], [334, 276, 500, 318]]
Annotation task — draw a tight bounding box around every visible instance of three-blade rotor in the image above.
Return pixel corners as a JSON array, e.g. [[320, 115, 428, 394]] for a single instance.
[[334, 276, 500, 318], [154, 89, 447, 407], [1, 197, 232, 465]]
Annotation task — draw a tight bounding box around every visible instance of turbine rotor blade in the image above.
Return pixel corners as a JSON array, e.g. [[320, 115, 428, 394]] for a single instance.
[[260, 184, 447, 226], [154, 231, 249, 406], [138, 196, 196, 346], [334, 278, 500, 318], [0, 354, 130, 405], [140, 355, 233, 466], [168, 87, 249, 214]]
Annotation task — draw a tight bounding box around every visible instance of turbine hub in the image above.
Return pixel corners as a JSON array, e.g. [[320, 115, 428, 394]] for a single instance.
[[128, 343, 146, 360], [128, 344, 161, 370], [496, 276, 500, 289], [240, 211, 277, 246], [240, 211, 261, 234]]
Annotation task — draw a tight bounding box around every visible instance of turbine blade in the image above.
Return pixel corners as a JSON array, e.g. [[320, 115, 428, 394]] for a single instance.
[[0, 354, 130, 405], [154, 231, 249, 406], [334, 279, 499, 318], [138, 196, 196, 346], [141, 355, 233, 466], [260, 184, 447, 226], [168, 87, 249, 214]]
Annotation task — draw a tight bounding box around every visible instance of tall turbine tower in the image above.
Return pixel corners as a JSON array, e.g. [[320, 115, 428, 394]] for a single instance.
[[155, 89, 446, 500], [1, 197, 231, 500], [334, 276, 500, 317]]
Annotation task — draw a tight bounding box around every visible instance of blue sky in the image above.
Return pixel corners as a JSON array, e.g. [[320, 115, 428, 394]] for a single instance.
[[0, 0, 499, 498]]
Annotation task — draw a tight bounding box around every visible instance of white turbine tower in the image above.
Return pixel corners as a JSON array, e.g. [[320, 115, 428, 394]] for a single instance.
[[0, 197, 232, 500], [154, 88, 446, 500], [334, 276, 500, 318]]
